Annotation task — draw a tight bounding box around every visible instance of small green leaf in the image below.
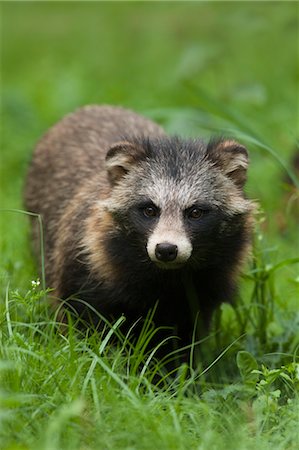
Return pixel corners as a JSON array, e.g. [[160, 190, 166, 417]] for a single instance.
[[236, 351, 259, 384], [271, 389, 281, 399]]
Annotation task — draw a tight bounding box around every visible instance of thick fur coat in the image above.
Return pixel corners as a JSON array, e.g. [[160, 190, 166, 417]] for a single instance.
[[24, 105, 255, 351]]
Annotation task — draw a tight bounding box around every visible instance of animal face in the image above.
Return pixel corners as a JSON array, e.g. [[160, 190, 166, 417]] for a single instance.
[[104, 137, 253, 270]]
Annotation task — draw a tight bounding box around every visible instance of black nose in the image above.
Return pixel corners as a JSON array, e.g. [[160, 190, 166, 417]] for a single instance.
[[155, 243, 178, 262]]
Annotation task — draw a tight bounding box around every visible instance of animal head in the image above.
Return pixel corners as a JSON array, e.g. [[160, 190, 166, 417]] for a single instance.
[[104, 137, 254, 270]]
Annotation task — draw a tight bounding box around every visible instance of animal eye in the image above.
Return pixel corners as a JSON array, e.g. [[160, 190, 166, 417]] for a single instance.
[[188, 207, 204, 220], [143, 205, 159, 218]]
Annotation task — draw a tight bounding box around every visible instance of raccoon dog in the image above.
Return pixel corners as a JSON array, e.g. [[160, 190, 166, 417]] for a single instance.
[[24, 105, 255, 354]]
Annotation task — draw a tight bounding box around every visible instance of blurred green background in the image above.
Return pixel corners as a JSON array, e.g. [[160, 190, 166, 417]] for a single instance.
[[1, 1, 298, 288]]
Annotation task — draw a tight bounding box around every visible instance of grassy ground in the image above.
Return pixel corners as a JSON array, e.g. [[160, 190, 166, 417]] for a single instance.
[[1, 2, 299, 449]]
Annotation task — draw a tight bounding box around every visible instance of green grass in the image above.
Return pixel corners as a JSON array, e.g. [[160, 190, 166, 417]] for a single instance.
[[1, 2, 299, 449]]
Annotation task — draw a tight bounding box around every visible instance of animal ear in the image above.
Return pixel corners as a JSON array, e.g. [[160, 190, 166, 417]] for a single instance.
[[207, 139, 249, 188], [105, 141, 146, 185]]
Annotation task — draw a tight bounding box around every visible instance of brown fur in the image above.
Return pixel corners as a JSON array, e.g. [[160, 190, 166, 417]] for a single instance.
[[24, 105, 255, 355]]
